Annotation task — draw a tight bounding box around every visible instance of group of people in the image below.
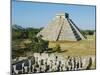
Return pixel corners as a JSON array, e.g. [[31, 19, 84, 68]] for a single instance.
[[12, 53, 92, 74]]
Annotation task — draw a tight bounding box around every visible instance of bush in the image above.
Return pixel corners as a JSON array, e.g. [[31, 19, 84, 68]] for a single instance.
[[53, 44, 61, 52]]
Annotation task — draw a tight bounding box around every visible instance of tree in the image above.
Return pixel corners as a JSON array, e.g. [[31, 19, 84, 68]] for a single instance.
[[25, 27, 41, 39], [27, 36, 49, 53]]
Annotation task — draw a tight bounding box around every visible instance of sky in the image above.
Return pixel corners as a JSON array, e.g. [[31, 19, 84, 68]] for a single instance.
[[12, 1, 96, 30]]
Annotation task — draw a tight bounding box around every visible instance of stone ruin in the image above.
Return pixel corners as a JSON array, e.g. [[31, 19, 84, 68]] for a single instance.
[[12, 53, 95, 74]]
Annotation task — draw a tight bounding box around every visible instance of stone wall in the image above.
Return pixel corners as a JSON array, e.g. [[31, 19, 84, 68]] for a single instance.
[[12, 53, 95, 74]]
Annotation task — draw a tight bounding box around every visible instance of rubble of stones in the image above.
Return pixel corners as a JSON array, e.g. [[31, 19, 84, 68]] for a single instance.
[[12, 53, 94, 74]]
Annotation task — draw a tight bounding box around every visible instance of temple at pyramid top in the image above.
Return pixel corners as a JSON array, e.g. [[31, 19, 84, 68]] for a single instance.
[[56, 12, 69, 18], [37, 12, 86, 41]]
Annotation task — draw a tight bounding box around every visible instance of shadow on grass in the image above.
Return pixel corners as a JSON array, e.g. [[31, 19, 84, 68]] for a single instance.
[[46, 48, 68, 53], [59, 50, 68, 53]]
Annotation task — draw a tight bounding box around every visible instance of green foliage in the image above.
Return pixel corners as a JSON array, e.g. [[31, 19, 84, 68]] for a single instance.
[[25, 28, 41, 39], [12, 25, 28, 40], [53, 44, 61, 52], [12, 24, 42, 40], [12, 28, 22, 40], [80, 30, 95, 35], [12, 24, 44, 58], [27, 36, 48, 53], [12, 25, 48, 58]]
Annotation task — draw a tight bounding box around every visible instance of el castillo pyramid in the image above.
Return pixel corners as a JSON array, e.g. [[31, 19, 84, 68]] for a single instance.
[[37, 12, 86, 41]]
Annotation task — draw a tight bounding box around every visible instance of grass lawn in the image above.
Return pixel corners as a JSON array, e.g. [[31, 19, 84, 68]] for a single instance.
[[49, 35, 96, 57]]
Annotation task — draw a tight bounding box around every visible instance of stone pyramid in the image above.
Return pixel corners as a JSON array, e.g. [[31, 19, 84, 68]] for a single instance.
[[37, 12, 86, 41]]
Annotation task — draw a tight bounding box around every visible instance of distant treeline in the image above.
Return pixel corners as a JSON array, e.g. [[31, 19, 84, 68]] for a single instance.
[[80, 30, 95, 35], [12, 24, 43, 40]]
